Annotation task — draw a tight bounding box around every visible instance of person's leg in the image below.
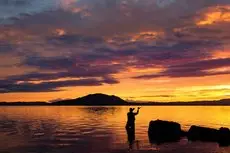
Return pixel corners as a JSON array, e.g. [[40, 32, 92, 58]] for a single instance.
[[126, 122, 130, 130], [130, 122, 135, 131], [127, 124, 135, 146]]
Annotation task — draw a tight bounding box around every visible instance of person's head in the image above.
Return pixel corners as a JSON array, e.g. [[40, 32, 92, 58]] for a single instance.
[[129, 108, 135, 112]]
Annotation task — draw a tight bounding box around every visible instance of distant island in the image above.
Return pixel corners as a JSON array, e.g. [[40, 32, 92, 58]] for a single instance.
[[0, 93, 230, 106], [52, 93, 128, 105]]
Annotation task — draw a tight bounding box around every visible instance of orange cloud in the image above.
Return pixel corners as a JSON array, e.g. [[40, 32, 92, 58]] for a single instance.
[[55, 28, 66, 36], [212, 50, 230, 59], [203, 67, 230, 75], [196, 5, 230, 26], [106, 31, 164, 45], [130, 31, 164, 42]]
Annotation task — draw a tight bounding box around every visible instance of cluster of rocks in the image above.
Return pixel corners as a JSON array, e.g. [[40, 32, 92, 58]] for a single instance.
[[148, 120, 230, 146]]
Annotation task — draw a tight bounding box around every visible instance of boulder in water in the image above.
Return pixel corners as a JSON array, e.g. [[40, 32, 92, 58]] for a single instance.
[[218, 127, 230, 146], [187, 125, 219, 142], [148, 120, 183, 144]]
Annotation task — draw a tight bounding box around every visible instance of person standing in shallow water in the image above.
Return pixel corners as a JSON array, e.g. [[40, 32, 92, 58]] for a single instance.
[[126, 107, 141, 131], [126, 107, 141, 150]]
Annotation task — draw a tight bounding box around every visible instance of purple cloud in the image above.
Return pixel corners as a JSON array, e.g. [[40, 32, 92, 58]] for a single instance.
[[134, 58, 230, 79], [0, 77, 118, 93]]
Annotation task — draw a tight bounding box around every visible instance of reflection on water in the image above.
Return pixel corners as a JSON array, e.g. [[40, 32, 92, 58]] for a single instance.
[[0, 106, 230, 153], [79, 106, 119, 115]]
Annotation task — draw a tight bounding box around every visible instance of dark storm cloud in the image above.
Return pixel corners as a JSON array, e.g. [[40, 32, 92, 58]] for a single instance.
[[0, 0, 30, 6], [7, 72, 63, 81], [134, 58, 230, 79], [0, 76, 119, 93], [20, 38, 220, 75], [0, 61, 121, 92], [101, 76, 119, 84], [0, 0, 229, 28], [0, 41, 16, 53], [0, 0, 59, 24], [94, 39, 221, 67], [23, 56, 76, 70], [0, 54, 121, 93], [7, 66, 122, 82], [136, 40, 220, 60], [21, 55, 124, 77], [0, 51, 122, 93], [21, 38, 222, 80], [47, 34, 103, 45]]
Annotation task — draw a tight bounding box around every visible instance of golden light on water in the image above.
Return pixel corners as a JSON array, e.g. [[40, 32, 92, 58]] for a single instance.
[[1, 106, 230, 152]]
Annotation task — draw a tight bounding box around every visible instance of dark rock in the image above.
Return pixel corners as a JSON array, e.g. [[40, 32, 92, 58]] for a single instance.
[[218, 127, 230, 146], [187, 125, 219, 142], [148, 120, 183, 144], [148, 120, 230, 147]]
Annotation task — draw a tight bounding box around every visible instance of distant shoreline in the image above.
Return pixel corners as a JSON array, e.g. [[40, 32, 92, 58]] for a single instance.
[[0, 93, 230, 106], [1, 102, 230, 106]]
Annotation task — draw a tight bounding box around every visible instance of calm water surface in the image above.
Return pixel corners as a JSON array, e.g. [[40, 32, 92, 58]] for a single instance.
[[1, 106, 230, 153]]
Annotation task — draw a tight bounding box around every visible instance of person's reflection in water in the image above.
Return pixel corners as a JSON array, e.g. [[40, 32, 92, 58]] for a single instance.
[[125, 107, 141, 150]]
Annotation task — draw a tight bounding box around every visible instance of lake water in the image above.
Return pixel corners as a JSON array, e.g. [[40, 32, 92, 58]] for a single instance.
[[1, 106, 230, 153]]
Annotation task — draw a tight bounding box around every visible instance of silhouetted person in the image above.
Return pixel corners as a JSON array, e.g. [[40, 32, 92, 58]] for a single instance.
[[126, 107, 140, 131], [125, 107, 141, 150]]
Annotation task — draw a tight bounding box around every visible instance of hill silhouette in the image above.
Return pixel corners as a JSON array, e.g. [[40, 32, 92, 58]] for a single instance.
[[52, 93, 128, 105], [0, 93, 230, 106]]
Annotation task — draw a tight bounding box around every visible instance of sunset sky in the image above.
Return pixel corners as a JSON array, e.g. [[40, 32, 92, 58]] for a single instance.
[[0, 0, 230, 102]]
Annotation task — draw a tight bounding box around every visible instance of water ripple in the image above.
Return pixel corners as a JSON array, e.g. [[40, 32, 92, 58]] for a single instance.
[[1, 106, 230, 153]]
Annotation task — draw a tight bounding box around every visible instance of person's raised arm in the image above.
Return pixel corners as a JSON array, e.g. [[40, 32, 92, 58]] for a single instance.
[[134, 107, 141, 115]]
